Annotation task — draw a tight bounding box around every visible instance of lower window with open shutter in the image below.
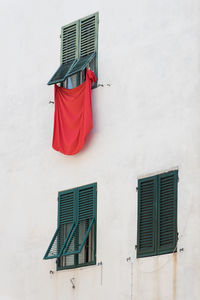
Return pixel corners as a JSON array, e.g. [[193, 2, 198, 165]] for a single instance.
[[137, 170, 178, 258], [43, 183, 97, 270]]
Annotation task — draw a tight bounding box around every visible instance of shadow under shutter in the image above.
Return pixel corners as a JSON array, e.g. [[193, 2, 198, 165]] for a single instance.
[[157, 171, 178, 254], [137, 176, 157, 258]]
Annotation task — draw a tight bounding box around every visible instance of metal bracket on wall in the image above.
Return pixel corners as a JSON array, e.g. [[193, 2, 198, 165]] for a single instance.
[[97, 261, 103, 286], [70, 278, 75, 289], [97, 83, 112, 88]]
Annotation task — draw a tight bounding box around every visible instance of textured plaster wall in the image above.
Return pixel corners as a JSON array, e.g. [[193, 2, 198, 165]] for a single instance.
[[0, 0, 200, 300]]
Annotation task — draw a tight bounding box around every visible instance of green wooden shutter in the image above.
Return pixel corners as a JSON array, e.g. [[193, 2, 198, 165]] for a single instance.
[[43, 189, 76, 260], [157, 171, 178, 254], [80, 12, 99, 80], [61, 21, 79, 64], [66, 52, 96, 77], [48, 12, 98, 85], [137, 176, 157, 258], [62, 183, 97, 256], [80, 13, 98, 58], [47, 22, 79, 85]]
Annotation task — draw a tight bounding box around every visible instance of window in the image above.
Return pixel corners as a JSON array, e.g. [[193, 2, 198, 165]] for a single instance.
[[137, 170, 178, 258], [48, 12, 99, 89], [44, 183, 97, 270]]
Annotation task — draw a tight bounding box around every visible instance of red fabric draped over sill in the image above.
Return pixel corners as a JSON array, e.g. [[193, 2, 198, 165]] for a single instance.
[[52, 69, 97, 155]]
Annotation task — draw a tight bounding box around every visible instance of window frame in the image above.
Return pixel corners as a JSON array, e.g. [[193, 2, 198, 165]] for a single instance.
[[48, 12, 99, 88], [56, 183, 97, 271]]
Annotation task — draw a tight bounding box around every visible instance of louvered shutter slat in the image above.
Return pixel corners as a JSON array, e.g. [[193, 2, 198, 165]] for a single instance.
[[47, 60, 77, 85], [48, 13, 98, 85], [80, 14, 98, 59], [59, 191, 75, 225], [62, 183, 97, 256], [61, 22, 79, 64], [67, 53, 96, 77], [137, 177, 157, 258], [157, 171, 178, 254]]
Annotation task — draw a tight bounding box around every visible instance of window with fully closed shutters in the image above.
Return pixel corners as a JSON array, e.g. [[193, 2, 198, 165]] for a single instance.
[[48, 12, 99, 88], [137, 170, 178, 258], [44, 183, 97, 270]]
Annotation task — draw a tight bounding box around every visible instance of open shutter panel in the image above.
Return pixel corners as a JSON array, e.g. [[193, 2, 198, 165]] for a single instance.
[[66, 52, 96, 77], [43, 190, 76, 260], [157, 171, 178, 254], [47, 60, 77, 85], [62, 183, 96, 256], [48, 13, 98, 85], [137, 177, 157, 258]]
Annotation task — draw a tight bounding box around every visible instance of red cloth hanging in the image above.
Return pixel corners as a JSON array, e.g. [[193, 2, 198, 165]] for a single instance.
[[52, 69, 97, 155]]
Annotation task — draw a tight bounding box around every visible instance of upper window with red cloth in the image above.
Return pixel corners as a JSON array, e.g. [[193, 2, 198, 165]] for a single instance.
[[48, 12, 99, 89], [52, 69, 97, 155]]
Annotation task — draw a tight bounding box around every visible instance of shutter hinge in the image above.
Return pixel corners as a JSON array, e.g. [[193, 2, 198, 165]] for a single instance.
[[178, 176, 179, 182], [135, 245, 137, 250], [136, 187, 138, 191], [60, 34, 61, 38]]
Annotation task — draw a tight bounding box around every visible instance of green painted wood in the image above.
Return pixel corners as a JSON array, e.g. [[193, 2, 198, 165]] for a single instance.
[[67, 53, 96, 77], [43, 190, 76, 259], [61, 21, 79, 64], [137, 171, 178, 258], [62, 218, 95, 256], [48, 12, 98, 86], [157, 171, 178, 254], [44, 183, 97, 268], [80, 13, 98, 58], [137, 176, 157, 258], [80, 12, 99, 87], [57, 183, 96, 270], [47, 60, 77, 85]]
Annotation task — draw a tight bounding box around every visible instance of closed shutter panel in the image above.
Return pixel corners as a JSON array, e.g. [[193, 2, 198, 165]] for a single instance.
[[80, 13, 98, 57], [61, 22, 79, 64], [43, 190, 76, 259], [157, 171, 178, 254], [80, 12, 98, 80], [137, 176, 157, 258], [47, 22, 79, 85], [62, 183, 97, 256]]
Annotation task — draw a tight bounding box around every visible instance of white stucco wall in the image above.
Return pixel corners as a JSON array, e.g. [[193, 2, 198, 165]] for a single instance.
[[1, 0, 200, 300]]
